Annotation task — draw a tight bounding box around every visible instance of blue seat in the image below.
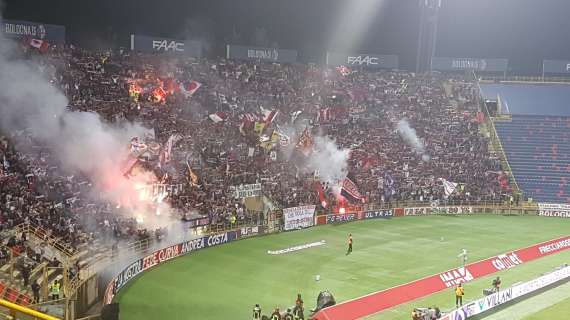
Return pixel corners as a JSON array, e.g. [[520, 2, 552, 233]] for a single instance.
[[495, 115, 570, 203]]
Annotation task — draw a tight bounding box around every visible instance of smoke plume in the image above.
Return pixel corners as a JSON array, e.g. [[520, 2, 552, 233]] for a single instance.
[[397, 119, 430, 162], [306, 136, 350, 183], [0, 15, 168, 227]]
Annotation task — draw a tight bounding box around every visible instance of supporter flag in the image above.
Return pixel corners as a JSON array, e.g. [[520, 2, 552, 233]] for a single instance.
[[180, 81, 201, 98], [290, 110, 302, 124], [186, 161, 199, 186], [314, 181, 328, 208], [340, 176, 364, 203], [161, 134, 182, 165], [28, 39, 49, 54], [263, 109, 279, 126], [336, 65, 351, 76], [384, 172, 396, 198], [296, 127, 314, 156], [316, 108, 332, 123], [2, 156, 9, 171], [439, 178, 458, 197], [209, 112, 228, 123]]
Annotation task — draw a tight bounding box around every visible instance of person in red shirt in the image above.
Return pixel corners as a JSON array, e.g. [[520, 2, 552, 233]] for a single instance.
[[346, 233, 353, 255]]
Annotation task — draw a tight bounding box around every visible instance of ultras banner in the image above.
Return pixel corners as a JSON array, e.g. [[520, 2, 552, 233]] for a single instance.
[[2, 19, 66, 43], [130, 34, 202, 57], [226, 45, 298, 63], [431, 57, 508, 72], [326, 52, 399, 69]]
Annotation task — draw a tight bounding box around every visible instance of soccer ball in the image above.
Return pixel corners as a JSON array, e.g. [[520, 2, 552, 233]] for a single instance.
[[315, 275, 320, 281], [440, 237, 445, 241]]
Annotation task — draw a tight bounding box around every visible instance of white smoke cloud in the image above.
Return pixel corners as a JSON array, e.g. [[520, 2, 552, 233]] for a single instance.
[[0, 14, 170, 228], [397, 119, 430, 162], [306, 136, 350, 184]]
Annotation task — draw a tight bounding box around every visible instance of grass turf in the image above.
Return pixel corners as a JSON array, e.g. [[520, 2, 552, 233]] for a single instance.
[[522, 294, 570, 320], [115, 215, 569, 320]]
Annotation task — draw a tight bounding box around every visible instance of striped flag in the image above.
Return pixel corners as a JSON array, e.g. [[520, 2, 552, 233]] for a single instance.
[[161, 134, 182, 164]]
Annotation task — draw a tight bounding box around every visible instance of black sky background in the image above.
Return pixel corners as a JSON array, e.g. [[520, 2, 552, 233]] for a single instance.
[[3, 0, 570, 73]]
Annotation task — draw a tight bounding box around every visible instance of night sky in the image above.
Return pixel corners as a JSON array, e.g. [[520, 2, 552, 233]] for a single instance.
[[3, 0, 570, 73]]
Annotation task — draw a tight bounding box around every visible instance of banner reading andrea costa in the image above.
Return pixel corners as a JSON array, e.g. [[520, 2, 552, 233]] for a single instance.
[[130, 34, 202, 57], [326, 52, 399, 69], [431, 57, 508, 72], [103, 231, 237, 305], [2, 19, 66, 43], [226, 45, 298, 63]]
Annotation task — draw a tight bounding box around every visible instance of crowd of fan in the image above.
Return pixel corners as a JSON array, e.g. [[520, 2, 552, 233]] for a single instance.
[[1, 44, 510, 257]]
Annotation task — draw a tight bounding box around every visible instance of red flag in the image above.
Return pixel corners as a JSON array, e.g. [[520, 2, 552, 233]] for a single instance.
[[296, 127, 314, 156], [29, 39, 49, 54], [340, 177, 364, 203], [180, 81, 201, 98]]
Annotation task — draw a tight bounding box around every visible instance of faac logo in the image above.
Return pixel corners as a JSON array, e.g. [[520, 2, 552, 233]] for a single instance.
[[492, 253, 523, 271], [440, 267, 474, 288], [347, 55, 379, 66], [152, 40, 184, 52]]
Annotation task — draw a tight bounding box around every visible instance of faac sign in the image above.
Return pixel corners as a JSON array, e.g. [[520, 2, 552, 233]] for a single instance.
[[327, 51, 399, 69], [130, 34, 202, 57], [543, 60, 570, 74], [348, 55, 379, 66], [153, 40, 184, 52]]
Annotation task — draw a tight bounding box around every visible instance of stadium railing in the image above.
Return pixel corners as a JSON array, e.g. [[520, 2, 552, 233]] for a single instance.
[[15, 223, 76, 259]]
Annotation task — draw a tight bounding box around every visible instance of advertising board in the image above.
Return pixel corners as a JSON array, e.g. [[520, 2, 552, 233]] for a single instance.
[[431, 57, 508, 72], [2, 19, 66, 43], [404, 206, 473, 216], [538, 203, 570, 218], [226, 45, 298, 63], [130, 34, 202, 57], [542, 60, 570, 74], [326, 52, 399, 69], [104, 231, 237, 304]]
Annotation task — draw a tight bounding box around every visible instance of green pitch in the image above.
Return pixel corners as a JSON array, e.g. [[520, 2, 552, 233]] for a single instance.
[[115, 215, 570, 320]]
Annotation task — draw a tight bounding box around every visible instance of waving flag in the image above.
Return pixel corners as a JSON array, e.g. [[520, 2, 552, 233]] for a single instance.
[[340, 177, 364, 203], [29, 39, 49, 54], [384, 172, 396, 198], [296, 127, 314, 156], [314, 181, 328, 208], [336, 65, 351, 76], [161, 134, 182, 165], [209, 112, 228, 123], [180, 81, 201, 98], [440, 178, 458, 197]]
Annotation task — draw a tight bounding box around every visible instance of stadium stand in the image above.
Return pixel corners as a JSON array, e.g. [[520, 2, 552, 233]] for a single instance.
[[0, 42, 514, 318], [495, 114, 570, 203]]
